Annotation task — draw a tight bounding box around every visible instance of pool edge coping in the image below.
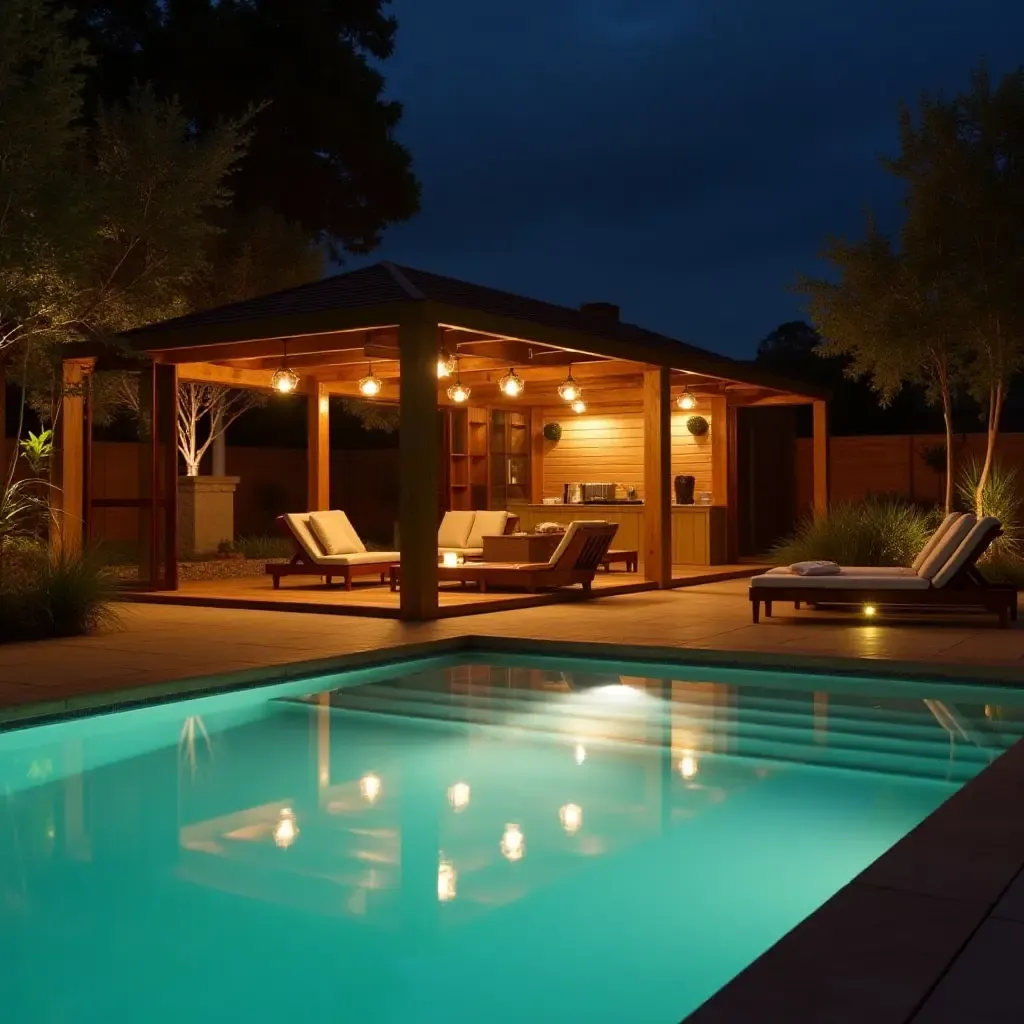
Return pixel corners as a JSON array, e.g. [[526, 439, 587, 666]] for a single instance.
[[3, 634, 1024, 730]]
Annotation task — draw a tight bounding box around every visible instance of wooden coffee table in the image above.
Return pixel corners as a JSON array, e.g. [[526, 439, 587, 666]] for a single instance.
[[481, 532, 562, 563]]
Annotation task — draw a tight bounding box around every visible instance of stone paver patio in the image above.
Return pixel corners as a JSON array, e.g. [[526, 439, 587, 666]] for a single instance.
[[1, 579, 1021, 721]]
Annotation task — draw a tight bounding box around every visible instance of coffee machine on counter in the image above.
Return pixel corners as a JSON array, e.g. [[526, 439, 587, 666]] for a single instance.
[[563, 482, 642, 505]]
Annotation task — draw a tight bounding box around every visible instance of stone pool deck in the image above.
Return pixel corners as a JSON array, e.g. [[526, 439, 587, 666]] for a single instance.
[[1, 577, 1023, 1023]]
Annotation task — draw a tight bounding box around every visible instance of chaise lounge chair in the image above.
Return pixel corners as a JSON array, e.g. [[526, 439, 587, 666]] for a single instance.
[[267, 511, 400, 590], [749, 515, 1018, 627], [434, 520, 618, 593]]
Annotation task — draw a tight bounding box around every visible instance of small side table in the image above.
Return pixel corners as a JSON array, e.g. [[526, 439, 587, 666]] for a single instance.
[[481, 532, 562, 563]]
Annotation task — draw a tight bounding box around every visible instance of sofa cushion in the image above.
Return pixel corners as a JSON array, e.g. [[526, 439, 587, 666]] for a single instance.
[[438, 510, 476, 550], [309, 510, 366, 556], [916, 514, 976, 579], [467, 510, 510, 548]]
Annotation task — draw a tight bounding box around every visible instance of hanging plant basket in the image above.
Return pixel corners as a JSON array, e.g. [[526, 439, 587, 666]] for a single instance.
[[543, 422, 562, 442], [686, 415, 709, 437]]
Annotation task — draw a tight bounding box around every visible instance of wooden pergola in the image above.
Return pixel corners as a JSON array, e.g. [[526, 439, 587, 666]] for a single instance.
[[55, 263, 829, 620]]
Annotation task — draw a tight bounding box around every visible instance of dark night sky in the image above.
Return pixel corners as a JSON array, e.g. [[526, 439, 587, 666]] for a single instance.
[[347, 0, 1023, 358]]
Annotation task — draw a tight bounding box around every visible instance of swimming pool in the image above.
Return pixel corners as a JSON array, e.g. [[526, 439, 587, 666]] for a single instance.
[[2, 653, 1022, 1023]]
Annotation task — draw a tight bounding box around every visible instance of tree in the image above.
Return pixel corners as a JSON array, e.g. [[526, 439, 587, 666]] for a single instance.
[[66, 0, 421, 262], [798, 223, 965, 512], [112, 376, 265, 476], [885, 64, 1024, 513]]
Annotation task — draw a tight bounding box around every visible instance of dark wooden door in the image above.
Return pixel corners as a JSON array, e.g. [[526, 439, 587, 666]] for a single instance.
[[737, 406, 798, 557]]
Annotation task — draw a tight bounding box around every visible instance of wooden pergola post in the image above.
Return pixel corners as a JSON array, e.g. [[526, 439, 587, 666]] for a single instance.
[[812, 400, 829, 519], [307, 380, 330, 511], [398, 312, 439, 621], [138, 361, 179, 589], [710, 395, 739, 562], [643, 368, 672, 587], [51, 359, 87, 556]]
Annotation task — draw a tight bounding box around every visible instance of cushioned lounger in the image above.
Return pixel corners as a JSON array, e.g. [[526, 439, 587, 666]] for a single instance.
[[749, 516, 1017, 627]]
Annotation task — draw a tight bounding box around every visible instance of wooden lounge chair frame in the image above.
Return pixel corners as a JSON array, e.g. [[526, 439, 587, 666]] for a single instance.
[[749, 522, 1018, 628], [267, 515, 395, 591], [435, 522, 619, 593]]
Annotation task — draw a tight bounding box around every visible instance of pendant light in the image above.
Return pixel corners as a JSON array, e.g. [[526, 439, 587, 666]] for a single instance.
[[437, 347, 456, 379], [271, 340, 300, 394], [557, 365, 580, 402], [358, 362, 382, 397], [498, 367, 524, 398], [447, 358, 471, 403], [571, 395, 587, 414], [676, 389, 696, 411]]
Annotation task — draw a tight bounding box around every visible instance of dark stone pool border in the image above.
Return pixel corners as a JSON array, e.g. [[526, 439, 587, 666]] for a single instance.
[[2, 635, 1022, 1023]]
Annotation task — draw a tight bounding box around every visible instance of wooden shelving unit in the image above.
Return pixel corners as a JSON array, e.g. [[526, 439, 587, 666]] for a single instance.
[[446, 406, 490, 510], [489, 409, 530, 508]]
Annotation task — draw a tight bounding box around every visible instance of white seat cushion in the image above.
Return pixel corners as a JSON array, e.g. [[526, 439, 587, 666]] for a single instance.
[[309, 510, 366, 555], [316, 551, 399, 566], [467, 510, 510, 548], [751, 569, 930, 590], [438, 510, 476, 549], [931, 517, 1001, 588], [911, 512, 962, 571], [916, 515, 976, 579], [440, 547, 483, 558]]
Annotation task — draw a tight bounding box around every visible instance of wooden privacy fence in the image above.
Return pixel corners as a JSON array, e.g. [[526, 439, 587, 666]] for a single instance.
[[796, 432, 1024, 512]]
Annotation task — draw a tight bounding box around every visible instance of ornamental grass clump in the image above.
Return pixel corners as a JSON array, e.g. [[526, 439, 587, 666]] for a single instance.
[[771, 498, 936, 567]]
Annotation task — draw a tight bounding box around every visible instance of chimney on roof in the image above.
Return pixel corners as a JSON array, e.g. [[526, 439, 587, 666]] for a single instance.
[[579, 301, 620, 326]]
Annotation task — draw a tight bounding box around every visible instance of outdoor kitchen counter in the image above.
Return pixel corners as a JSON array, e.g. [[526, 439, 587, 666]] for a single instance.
[[511, 503, 727, 566]]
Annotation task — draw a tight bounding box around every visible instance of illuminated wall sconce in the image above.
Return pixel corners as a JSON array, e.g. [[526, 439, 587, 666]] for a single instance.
[[360, 772, 382, 804], [500, 823, 525, 861]]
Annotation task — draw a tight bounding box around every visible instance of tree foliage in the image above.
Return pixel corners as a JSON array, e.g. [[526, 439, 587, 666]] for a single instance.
[[65, 0, 420, 261]]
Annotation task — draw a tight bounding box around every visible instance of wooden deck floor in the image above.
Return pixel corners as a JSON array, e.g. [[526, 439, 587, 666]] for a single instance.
[[127, 564, 762, 619]]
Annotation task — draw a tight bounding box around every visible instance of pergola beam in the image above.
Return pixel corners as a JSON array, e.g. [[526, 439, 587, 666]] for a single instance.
[[177, 362, 310, 392]]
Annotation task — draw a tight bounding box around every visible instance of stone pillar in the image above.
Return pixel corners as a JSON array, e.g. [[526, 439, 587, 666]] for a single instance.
[[177, 476, 240, 558]]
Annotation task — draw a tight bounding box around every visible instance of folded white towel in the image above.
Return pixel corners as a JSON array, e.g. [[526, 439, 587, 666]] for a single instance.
[[789, 560, 841, 576]]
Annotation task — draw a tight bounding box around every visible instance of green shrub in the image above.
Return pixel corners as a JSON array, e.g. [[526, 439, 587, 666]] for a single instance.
[[233, 534, 293, 560], [0, 548, 117, 644], [771, 498, 936, 567], [978, 552, 1024, 589]]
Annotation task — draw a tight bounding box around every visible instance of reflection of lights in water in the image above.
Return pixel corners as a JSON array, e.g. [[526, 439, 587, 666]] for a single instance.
[[500, 823, 525, 861], [678, 751, 699, 780], [592, 683, 644, 703], [437, 857, 457, 902], [360, 773, 382, 804], [447, 781, 471, 812], [573, 743, 587, 766], [559, 803, 583, 834], [274, 808, 299, 849]]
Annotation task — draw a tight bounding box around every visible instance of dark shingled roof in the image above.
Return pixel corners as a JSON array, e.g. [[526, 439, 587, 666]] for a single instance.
[[125, 261, 727, 361], [122, 262, 826, 397]]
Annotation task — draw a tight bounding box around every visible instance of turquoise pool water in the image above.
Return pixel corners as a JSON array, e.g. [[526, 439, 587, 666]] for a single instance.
[[2, 654, 1024, 1023]]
